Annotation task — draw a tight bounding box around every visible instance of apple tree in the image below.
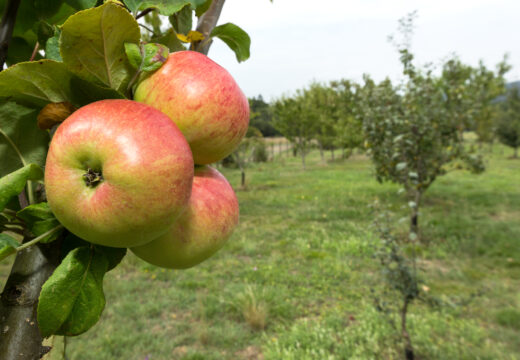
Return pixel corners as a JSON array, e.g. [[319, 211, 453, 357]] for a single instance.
[[0, 1, 251, 358], [496, 87, 520, 158], [361, 14, 505, 238]]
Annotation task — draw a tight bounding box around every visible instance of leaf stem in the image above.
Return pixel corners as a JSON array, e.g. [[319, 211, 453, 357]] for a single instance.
[[136, 8, 153, 19], [16, 225, 63, 252], [29, 41, 39, 61]]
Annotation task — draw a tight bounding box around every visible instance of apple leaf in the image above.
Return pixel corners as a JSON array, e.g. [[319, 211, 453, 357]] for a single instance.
[[45, 28, 62, 61], [0, 164, 43, 211], [0, 60, 75, 108], [152, 29, 186, 53], [195, 0, 212, 17], [37, 21, 55, 48], [95, 246, 127, 271], [169, 4, 192, 35], [125, 43, 169, 75], [0, 102, 48, 177], [60, 2, 141, 93], [38, 246, 108, 337], [124, 0, 206, 15], [69, 76, 126, 106], [65, 0, 97, 10], [17, 203, 64, 244], [0, 233, 19, 262], [210, 23, 250, 63]]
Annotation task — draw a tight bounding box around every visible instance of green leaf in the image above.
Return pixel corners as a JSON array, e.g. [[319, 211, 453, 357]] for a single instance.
[[124, 43, 142, 70], [0, 233, 19, 261], [65, 0, 97, 10], [152, 29, 185, 53], [0, 102, 48, 177], [69, 76, 126, 106], [34, 0, 65, 19], [210, 23, 251, 63], [141, 43, 169, 72], [45, 28, 62, 61], [95, 245, 127, 271], [195, 0, 211, 17], [6, 37, 36, 66], [0, 164, 43, 211], [0, 60, 74, 108], [125, 0, 205, 15], [37, 21, 55, 48], [17, 203, 63, 243], [169, 4, 192, 35], [38, 247, 108, 337], [60, 2, 141, 93]]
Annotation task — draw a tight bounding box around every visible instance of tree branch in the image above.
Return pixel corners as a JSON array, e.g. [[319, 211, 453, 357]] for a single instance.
[[0, 236, 63, 360], [193, 0, 226, 55], [0, 0, 21, 69]]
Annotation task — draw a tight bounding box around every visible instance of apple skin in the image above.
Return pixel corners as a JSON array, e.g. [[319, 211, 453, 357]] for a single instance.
[[44, 99, 194, 248], [134, 51, 249, 165], [131, 165, 239, 269]]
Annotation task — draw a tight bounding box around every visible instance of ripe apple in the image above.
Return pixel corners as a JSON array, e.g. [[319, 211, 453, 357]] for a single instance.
[[134, 50, 250, 165], [44, 99, 194, 248], [131, 165, 239, 269]]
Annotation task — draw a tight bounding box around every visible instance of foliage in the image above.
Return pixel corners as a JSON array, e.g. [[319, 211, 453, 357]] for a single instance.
[[249, 95, 279, 137], [495, 88, 520, 157]]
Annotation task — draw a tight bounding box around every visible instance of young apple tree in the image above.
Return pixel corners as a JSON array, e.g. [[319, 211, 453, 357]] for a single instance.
[[0, 1, 252, 358], [361, 13, 505, 238]]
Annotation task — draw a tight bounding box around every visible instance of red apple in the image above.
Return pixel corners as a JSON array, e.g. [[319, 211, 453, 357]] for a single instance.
[[45, 99, 194, 248], [134, 51, 249, 165], [131, 165, 239, 269]]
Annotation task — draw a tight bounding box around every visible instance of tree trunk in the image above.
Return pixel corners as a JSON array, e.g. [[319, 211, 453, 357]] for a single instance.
[[410, 190, 422, 238], [300, 142, 306, 170], [241, 169, 245, 188], [0, 238, 62, 360], [0, 0, 21, 68], [401, 298, 415, 360], [318, 141, 324, 163], [193, 0, 226, 55]]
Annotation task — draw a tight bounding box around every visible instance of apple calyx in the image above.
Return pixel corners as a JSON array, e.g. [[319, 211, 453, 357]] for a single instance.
[[83, 168, 103, 188]]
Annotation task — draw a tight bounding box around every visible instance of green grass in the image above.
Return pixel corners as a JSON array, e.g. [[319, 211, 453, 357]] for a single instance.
[[2, 145, 520, 359]]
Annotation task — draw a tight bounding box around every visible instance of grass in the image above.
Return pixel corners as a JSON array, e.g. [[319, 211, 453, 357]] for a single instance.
[[2, 144, 520, 359]]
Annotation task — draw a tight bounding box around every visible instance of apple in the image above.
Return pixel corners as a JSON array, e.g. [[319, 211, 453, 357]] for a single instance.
[[134, 50, 250, 165], [131, 165, 239, 269], [44, 99, 194, 248]]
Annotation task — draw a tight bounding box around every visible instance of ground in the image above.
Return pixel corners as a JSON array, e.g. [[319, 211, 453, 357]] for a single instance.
[[1, 142, 519, 359]]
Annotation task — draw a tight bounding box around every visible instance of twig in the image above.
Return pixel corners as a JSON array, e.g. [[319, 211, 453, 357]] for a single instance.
[[29, 41, 39, 61], [136, 8, 154, 20], [139, 23, 157, 36]]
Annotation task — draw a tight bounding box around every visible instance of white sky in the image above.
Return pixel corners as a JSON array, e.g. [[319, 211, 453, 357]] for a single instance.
[[208, 0, 520, 101]]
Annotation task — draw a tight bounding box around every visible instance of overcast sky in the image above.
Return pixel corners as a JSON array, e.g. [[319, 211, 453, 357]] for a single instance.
[[207, 0, 520, 102]]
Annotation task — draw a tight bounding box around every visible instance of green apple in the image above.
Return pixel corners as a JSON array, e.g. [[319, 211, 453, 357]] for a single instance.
[[44, 99, 194, 248], [134, 50, 250, 165], [131, 165, 239, 268]]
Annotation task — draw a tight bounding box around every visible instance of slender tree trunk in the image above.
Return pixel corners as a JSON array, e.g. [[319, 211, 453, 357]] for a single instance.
[[240, 168, 245, 188], [300, 141, 306, 170], [193, 0, 226, 55], [0, 0, 21, 68], [401, 298, 415, 360], [318, 141, 324, 163], [0, 237, 63, 360], [410, 190, 422, 237]]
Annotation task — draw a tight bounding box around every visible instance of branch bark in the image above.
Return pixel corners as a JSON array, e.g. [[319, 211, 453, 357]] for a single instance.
[[0, 237, 62, 360], [193, 0, 226, 55], [0, 0, 21, 69]]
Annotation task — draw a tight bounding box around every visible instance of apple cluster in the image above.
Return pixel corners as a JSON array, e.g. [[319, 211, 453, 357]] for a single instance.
[[44, 51, 249, 269]]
